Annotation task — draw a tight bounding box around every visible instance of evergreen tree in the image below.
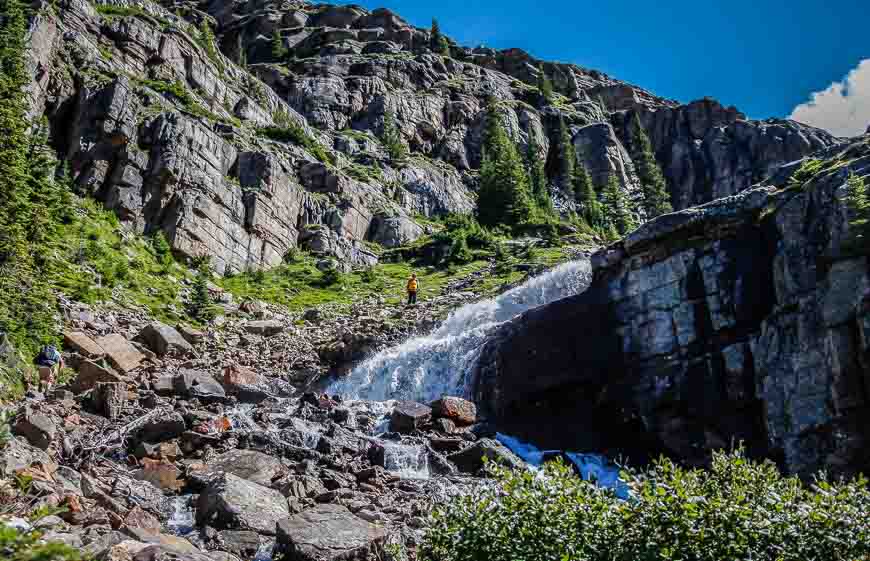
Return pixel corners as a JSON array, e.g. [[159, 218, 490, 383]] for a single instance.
[[556, 117, 576, 196], [526, 137, 552, 215], [430, 18, 450, 56], [537, 64, 553, 101], [381, 109, 407, 162], [187, 260, 216, 323], [601, 173, 637, 236], [271, 30, 288, 61], [632, 114, 672, 218], [846, 172, 870, 248], [476, 104, 535, 228], [574, 162, 603, 227]]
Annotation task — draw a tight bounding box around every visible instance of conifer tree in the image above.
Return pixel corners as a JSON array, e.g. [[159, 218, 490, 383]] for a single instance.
[[557, 117, 576, 196], [574, 162, 603, 227], [477, 104, 535, 228], [632, 114, 672, 218], [187, 259, 216, 323], [430, 18, 450, 56], [846, 172, 870, 248], [601, 173, 637, 235], [381, 109, 407, 162], [537, 64, 553, 101], [526, 137, 552, 215], [271, 30, 288, 61]]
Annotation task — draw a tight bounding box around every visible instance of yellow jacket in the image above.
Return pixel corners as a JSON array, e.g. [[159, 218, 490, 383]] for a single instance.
[[407, 277, 418, 292]]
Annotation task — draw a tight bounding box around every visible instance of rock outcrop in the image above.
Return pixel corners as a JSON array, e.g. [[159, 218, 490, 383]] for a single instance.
[[22, 0, 838, 273], [475, 138, 870, 479]]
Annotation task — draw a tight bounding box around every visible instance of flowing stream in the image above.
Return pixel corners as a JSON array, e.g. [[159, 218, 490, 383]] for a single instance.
[[327, 259, 592, 403]]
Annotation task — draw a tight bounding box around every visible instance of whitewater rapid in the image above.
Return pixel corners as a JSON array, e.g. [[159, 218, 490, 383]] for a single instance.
[[327, 258, 591, 403]]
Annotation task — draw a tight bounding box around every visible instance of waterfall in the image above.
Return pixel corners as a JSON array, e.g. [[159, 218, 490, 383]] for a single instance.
[[327, 258, 591, 403]]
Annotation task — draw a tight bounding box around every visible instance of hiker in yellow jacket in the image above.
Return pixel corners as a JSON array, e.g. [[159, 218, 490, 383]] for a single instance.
[[406, 273, 419, 306]]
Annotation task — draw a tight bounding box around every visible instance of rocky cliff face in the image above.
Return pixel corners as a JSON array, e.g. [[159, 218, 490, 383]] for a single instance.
[[475, 138, 870, 479], [23, 0, 837, 272]]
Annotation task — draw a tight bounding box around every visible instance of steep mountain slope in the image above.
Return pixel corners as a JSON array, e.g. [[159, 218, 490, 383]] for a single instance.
[[23, 0, 837, 273], [475, 137, 870, 479]]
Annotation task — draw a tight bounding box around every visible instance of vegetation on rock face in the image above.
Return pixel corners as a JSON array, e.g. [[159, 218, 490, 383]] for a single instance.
[[422, 450, 870, 561], [537, 64, 553, 102], [845, 171, 870, 250], [525, 137, 552, 216], [556, 117, 576, 195], [632, 114, 673, 218], [381, 109, 408, 163], [477, 104, 536, 228], [430, 18, 450, 57], [260, 112, 332, 164]]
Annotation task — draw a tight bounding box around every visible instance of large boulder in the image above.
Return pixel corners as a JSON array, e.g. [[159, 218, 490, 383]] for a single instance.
[[71, 360, 125, 393], [448, 438, 524, 474], [12, 408, 56, 450], [63, 331, 105, 359], [173, 370, 227, 401], [244, 320, 284, 337], [201, 449, 284, 486], [197, 472, 289, 535], [389, 401, 431, 433], [95, 334, 145, 374], [137, 412, 186, 443], [0, 436, 53, 476], [135, 323, 195, 358], [430, 396, 476, 425], [275, 504, 388, 561]]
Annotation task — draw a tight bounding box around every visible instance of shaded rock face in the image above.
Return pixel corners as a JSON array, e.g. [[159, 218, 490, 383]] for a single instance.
[[275, 504, 387, 561], [24, 0, 834, 274], [197, 472, 289, 535], [476, 140, 870, 479]]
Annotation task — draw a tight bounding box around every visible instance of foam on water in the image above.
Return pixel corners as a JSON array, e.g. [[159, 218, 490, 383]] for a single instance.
[[167, 496, 196, 536], [327, 259, 591, 403], [381, 442, 430, 479]]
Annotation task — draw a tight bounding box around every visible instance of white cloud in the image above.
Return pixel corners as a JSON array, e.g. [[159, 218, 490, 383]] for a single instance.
[[789, 59, 870, 138]]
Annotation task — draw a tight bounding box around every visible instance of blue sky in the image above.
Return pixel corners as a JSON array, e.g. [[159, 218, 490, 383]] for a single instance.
[[326, 0, 870, 135]]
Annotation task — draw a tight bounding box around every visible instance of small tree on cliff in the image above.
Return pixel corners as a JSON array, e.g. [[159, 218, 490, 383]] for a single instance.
[[477, 103, 535, 228], [632, 114, 672, 219], [601, 173, 636, 236], [537, 64, 554, 101], [556, 117, 576, 196], [526, 137, 552, 215], [574, 162, 603, 227], [430, 18, 450, 56], [187, 259, 216, 323], [271, 30, 288, 61], [381, 109, 407, 162]]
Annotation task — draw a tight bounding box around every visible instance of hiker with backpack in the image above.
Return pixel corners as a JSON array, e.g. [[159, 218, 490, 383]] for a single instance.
[[34, 344, 63, 393]]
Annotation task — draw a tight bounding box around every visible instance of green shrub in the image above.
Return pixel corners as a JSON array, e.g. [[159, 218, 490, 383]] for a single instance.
[[0, 524, 83, 561], [360, 267, 378, 284], [186, 260, 216, 323], [320, 266, 342, 287], [426, 214, 495, 266], [258, 120, 332, 164], [422, 450, 870, 561]]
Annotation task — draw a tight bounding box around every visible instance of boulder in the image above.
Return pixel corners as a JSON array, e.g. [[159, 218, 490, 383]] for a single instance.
[[0, 436, 52, 476], [92, 381, 126, 419], [202, 449, 284, 486], [135, 323, 195, 358], [71, 360, 124, 393], [389, 401, 431, 433], [197, 472, 289, 535], [12, 408, 56, 450], [217, 530, 261, 558], [173, 370, 227, 401], [447, 438, 524, 474], [244, 320, 284, 336], [275, 504, 388, 561], [430, 396, 476, 425], [138, 412, 187, 443], [96, 334, 145, 373], [63, 331, 105, 358], [122, 506, 161, 538], [177, 324, 205, 345]]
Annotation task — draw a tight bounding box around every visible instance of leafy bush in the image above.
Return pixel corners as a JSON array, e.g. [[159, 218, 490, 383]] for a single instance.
[[422, 450, 870, 561], [0, 524, 83, 561], [427, 214, 495, 266], [319, 266, 342, 287]]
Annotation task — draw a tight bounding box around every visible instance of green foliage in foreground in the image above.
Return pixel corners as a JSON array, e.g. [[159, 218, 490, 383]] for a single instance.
[[422, 450, 870, 561], [0, 524, 83, 561]]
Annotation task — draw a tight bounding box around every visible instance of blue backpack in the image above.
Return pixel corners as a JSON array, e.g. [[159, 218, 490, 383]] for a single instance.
[[36, 345, 61, 367]]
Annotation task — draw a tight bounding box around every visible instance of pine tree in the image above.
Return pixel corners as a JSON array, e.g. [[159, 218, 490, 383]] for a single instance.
[[557, 117, 576, 196], [632, 114, 672, 218], [526, 137, 552, 215], [271, 30, 288, 61], [430, 18, 450, 56], [846, 172, 870, 248], [187, 260, 216, 323], [601, 173, 637, 235], [574, 162, 603, 227], [381, 109, 407, 162], [477, 104, 535, 228], [537, 64, 553, 101]]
